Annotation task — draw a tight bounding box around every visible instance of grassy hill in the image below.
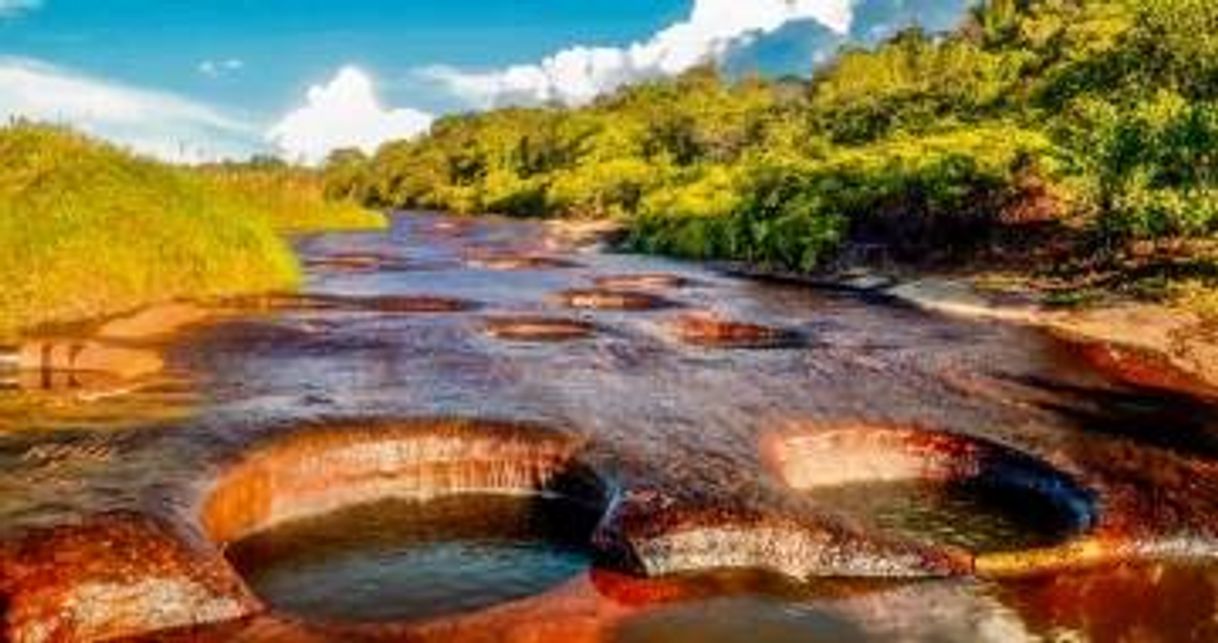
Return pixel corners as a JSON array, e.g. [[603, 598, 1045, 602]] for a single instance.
[[0, 125, 308, 338]]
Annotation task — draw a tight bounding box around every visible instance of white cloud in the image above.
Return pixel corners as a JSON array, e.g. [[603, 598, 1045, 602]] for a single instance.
[[268, 66, 433, 165], [0, 57, 261, 162], [422, 0, 857, 108], [0, 0, 41, 17], [199, 58, 245, 78]]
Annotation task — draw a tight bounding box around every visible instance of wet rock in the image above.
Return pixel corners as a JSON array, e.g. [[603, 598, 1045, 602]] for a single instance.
[[592, 491, 971, 581], [233, 292, 478, 315], [16, 340, 164, 381], [483, 317, 597, 342], [467, 254, 582, 271], [95, 302, 212, 341], [1070, 341, 1218, 401], [0, 514, 257, 643], [592, 274, 690, 291], [671, 314, 803, 349], [554, 289, 673, 312], [202, 418, 607, 544], [303, 252, 413, 273]]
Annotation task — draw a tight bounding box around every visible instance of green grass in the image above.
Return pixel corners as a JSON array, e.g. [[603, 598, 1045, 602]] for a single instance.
[[203, 166, 388, 233], [0, 124, 301, 339]]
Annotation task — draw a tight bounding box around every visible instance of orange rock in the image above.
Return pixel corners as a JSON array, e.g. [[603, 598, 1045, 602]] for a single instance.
[[484, 317, 597, 342], [17, 340, 164, 380], [554, 289, 672, 312], [592, 274, 689, 291], [672, 313, 800, 349], [96, 302, 212, 341]]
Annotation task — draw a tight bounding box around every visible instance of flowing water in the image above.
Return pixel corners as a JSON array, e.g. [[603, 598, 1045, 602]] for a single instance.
[[2, 212, 1218, 641]]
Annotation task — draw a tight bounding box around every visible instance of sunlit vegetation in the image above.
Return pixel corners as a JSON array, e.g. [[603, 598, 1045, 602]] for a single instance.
[[203, 157, 387, 233], [0, 124, 300, 338], [328, 0, 1218, 308]]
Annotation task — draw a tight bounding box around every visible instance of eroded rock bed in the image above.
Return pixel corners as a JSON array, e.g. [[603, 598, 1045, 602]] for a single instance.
[[2, 213, 1218, 642]]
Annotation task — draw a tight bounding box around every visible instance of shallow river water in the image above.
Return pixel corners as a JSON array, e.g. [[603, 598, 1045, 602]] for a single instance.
[[3, 212, 1218, 642]]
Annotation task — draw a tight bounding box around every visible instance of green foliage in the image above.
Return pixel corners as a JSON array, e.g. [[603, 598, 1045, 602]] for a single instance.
[[0, 123, 301, 338], [328, 0, 1218, 276], [203, 163, 387, 233], [809, 30, 1022, 143]]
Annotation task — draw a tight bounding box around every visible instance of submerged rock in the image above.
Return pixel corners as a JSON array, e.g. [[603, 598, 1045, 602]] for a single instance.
[[554, 289, 673, 312], [483, 316, 597, 342], [671, 313, 803, 349]]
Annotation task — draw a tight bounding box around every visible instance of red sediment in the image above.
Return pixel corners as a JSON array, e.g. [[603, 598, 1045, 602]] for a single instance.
[[95, 302, 213, 341], [592, 274, 689, 291], [231, 292, 478, 315], [553, 289, 672, 312], [202, 419, 597, 545], [593, 488, 972, 581], [483, 316, 597, 342], [467, 254, 582, 271], [1071, 341, 1218, 400], [671, 313, 801, 349], [16, 340, 165, 381], [0, 513, 257, 643], [760, 424, 988, 490], [758, 422, 1198, 579]]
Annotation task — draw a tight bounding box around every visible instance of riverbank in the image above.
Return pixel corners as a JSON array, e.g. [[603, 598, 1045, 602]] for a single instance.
[[546, 217, 1218, 396], [887, 276, 1218, 397], [0, 124, 378, 341]]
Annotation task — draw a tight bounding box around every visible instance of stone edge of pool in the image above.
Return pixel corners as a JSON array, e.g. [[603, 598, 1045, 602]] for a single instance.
[[3, 417, 1218, 641]]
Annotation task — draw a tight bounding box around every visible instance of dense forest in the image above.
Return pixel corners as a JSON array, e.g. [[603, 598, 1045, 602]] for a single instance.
[[324, 0, 1218, 309]]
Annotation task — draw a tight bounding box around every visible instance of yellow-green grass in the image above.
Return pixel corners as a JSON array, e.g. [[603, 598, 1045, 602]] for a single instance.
[[204, 167, 388, 233], [0, 124, 300, 340]]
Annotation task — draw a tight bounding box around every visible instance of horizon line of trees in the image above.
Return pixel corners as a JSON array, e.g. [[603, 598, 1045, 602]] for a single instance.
[[322, 0, 1218, 273]]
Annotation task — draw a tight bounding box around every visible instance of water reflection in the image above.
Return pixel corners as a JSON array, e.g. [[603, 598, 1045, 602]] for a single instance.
[[2, 213, 1218, 641]]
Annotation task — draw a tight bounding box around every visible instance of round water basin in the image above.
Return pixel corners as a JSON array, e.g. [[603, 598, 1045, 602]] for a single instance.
[[226, 494, 601, 623]]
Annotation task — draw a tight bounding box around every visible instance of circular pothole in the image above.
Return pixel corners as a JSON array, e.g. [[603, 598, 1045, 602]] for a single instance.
[[672, 314, 803, 350], [805, 479, 1078, 554], [467, 254, 581, 271], [225, 494, 600, 623], [554, 289, 673, 312], [483, 316, 597, 342], [203, 420, 611, 625], [765, 426, 1095, 556], [593, 274, 690, 290]]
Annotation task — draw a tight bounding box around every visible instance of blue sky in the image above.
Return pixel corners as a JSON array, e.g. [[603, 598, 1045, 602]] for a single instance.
[[0, 0, 969, 163]]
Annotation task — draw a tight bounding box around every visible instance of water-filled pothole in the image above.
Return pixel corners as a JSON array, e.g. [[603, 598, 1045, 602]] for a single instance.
[[554, 289, 673, 311], [806, 480, 1079, 553], [226, 494, 600, 623], [672, 314, 804, 350], [483, 316, 597, 342], [765, 426, 1096, 557]]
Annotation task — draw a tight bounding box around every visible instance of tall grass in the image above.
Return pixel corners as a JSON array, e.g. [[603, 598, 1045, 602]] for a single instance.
[[203, 165, 387, 233], [0, 124, 300, 339]]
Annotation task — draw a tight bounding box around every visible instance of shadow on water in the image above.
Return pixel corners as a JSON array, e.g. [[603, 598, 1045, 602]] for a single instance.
[[5, 213, 1218, 641], [226, 495, 603, 623], [1007, 373, 1218, 457]]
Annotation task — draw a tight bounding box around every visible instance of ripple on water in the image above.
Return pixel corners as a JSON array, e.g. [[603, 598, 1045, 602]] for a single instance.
[[806, 480, 1079, 554], [615, 598, 869, 643], [225, 495, 600, 623]]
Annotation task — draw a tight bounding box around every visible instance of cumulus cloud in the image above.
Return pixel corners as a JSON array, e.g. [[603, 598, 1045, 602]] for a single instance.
[[421, 0, 856, 108], [268, 66, 433, 165], [0, 0, 41, 18], [198, 58, 245, 78], [0, 57, 260, 162]]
